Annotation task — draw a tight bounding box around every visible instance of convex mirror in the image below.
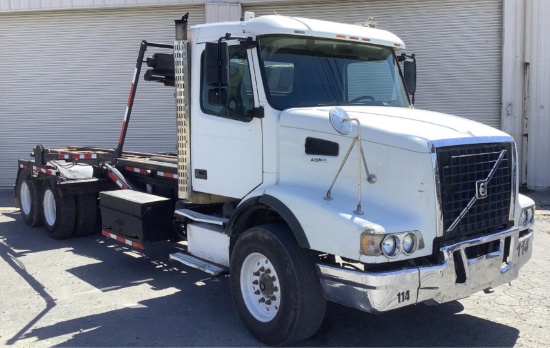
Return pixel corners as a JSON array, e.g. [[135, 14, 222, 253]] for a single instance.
[[329, 107, 352, 135]]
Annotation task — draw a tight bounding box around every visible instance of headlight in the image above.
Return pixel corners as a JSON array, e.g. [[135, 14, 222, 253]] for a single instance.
[[519, 209, 528, 226], [381, 235, 400, 257], [527, 208, 535, 224], [360, 230, 424, 257], [527, 207, 535, 224], [402, 232, 418, 254], [520, 206, 535, 226]]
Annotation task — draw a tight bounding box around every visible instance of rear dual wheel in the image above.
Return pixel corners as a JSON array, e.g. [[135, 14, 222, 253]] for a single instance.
[[41, 180, 98, 239], [16, 169, 43, 227], [42, 179, 76, 239]]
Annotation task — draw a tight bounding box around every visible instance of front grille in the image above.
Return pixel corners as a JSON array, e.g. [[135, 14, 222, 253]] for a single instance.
[[437, 143, 512, 239]]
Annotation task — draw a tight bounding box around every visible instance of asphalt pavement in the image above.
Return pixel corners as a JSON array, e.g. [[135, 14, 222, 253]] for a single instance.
[[1, 188, 549, 347]]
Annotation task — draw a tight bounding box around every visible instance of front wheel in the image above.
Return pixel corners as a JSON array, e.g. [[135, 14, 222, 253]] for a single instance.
[[230, 224, 326, 346]]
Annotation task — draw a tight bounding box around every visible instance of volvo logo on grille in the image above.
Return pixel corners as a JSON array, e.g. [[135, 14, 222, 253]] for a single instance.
[[476, 180, 488, 199]]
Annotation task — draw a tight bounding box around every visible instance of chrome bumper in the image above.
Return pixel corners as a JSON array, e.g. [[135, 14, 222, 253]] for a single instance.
[[316, 228, 533, 313]]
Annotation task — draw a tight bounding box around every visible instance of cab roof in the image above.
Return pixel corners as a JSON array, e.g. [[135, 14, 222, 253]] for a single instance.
[[191, 15, 405, 50]]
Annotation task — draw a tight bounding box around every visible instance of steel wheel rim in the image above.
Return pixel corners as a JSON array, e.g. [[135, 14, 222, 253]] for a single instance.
[[240, 252, 281, 322], [20, 181, 32, 215], [43, 189, 56, 226]]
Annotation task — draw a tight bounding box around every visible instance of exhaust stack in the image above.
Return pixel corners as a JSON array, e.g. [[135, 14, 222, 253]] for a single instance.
[[175, 12, 189, 40]]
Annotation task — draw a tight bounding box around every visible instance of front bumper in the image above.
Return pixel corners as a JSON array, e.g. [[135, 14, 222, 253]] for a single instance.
[[316, 227, 533, 313]]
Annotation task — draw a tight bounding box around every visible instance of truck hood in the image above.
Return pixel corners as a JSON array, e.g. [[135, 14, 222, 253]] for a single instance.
[[280, 106, 513, 152]]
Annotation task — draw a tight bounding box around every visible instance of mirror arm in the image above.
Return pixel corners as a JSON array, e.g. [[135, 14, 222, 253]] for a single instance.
[[400, 53, 416, 104], [217, 34, 256, 45], [216, 36, 224, 95], [212, 35, 256, 105], [399, 52, 416, 62], [410, 54, 416, 104]]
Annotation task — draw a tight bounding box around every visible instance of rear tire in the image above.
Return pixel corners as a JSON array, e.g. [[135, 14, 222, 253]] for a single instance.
[[230, 224, 326, 346], [41, 179, 76, 239], [73, 194, 98, 237], [16, 169, 43, 227]]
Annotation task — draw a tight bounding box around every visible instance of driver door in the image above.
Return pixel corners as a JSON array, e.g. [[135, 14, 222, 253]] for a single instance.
[[191, 44, 262, 199]]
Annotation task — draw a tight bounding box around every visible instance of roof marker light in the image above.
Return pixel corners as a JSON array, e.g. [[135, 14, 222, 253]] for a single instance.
[[367, 17, 377, 28], [355, 17, 377, 28]]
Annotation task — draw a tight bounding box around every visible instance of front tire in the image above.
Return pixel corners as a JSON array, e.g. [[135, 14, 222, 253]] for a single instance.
[[16, 169, 43, 227], [230, 224, 326, 346], [41, 179, 76, 239]]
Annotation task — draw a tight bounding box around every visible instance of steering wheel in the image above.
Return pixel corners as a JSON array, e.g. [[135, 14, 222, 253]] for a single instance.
[[349, 95, 375, 103]]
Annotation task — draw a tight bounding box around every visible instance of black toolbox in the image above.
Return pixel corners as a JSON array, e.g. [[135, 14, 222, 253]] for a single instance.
[[99, 190, 173, 245]]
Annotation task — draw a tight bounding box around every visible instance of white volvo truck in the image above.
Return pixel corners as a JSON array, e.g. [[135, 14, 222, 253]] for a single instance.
[[14, 13, 535, 345]]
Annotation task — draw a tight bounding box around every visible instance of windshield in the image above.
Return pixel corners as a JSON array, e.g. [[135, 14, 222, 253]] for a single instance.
[[258, 36, 410, 110]]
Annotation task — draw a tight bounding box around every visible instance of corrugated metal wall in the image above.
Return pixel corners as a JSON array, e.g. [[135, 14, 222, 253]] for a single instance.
[[0, 0, 192, 12], [243, 0, 503, 126], [0, 0, 505, 189], [526, 0, 550, 189], [0, 5, 205, 188]]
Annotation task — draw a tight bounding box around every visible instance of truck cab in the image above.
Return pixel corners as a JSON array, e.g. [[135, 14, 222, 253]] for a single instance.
[[187, 16, 411, 200], [179, 14, 535, 344]]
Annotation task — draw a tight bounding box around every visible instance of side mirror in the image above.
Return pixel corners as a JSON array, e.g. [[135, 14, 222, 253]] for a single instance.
[[329, 107, 352, 135], [403, 60, 416, 96], [205, 42, 229, 87]]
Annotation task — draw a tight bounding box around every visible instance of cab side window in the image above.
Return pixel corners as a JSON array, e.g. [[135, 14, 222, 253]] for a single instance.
[[201, 45, 254, 118]]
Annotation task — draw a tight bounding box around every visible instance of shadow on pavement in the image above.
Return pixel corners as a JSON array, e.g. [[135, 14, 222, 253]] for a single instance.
[[0, 228, 57, 346], [0, 211, 77, 255], [21, 280, 247, 347], [302, 301, 518, 347], [0, 189, 15, 208], [1, 201, 521, 347]]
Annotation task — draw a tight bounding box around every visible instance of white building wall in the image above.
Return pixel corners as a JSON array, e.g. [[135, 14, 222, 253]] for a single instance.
[[0, 4, 206, 189], [205, 2, 241, 23], [501, 0, 527, 184], [0, 0, 206, 12], [243, 0, 504, 128], [1, 0, 547, 189], [526, 0, 550, 189]]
